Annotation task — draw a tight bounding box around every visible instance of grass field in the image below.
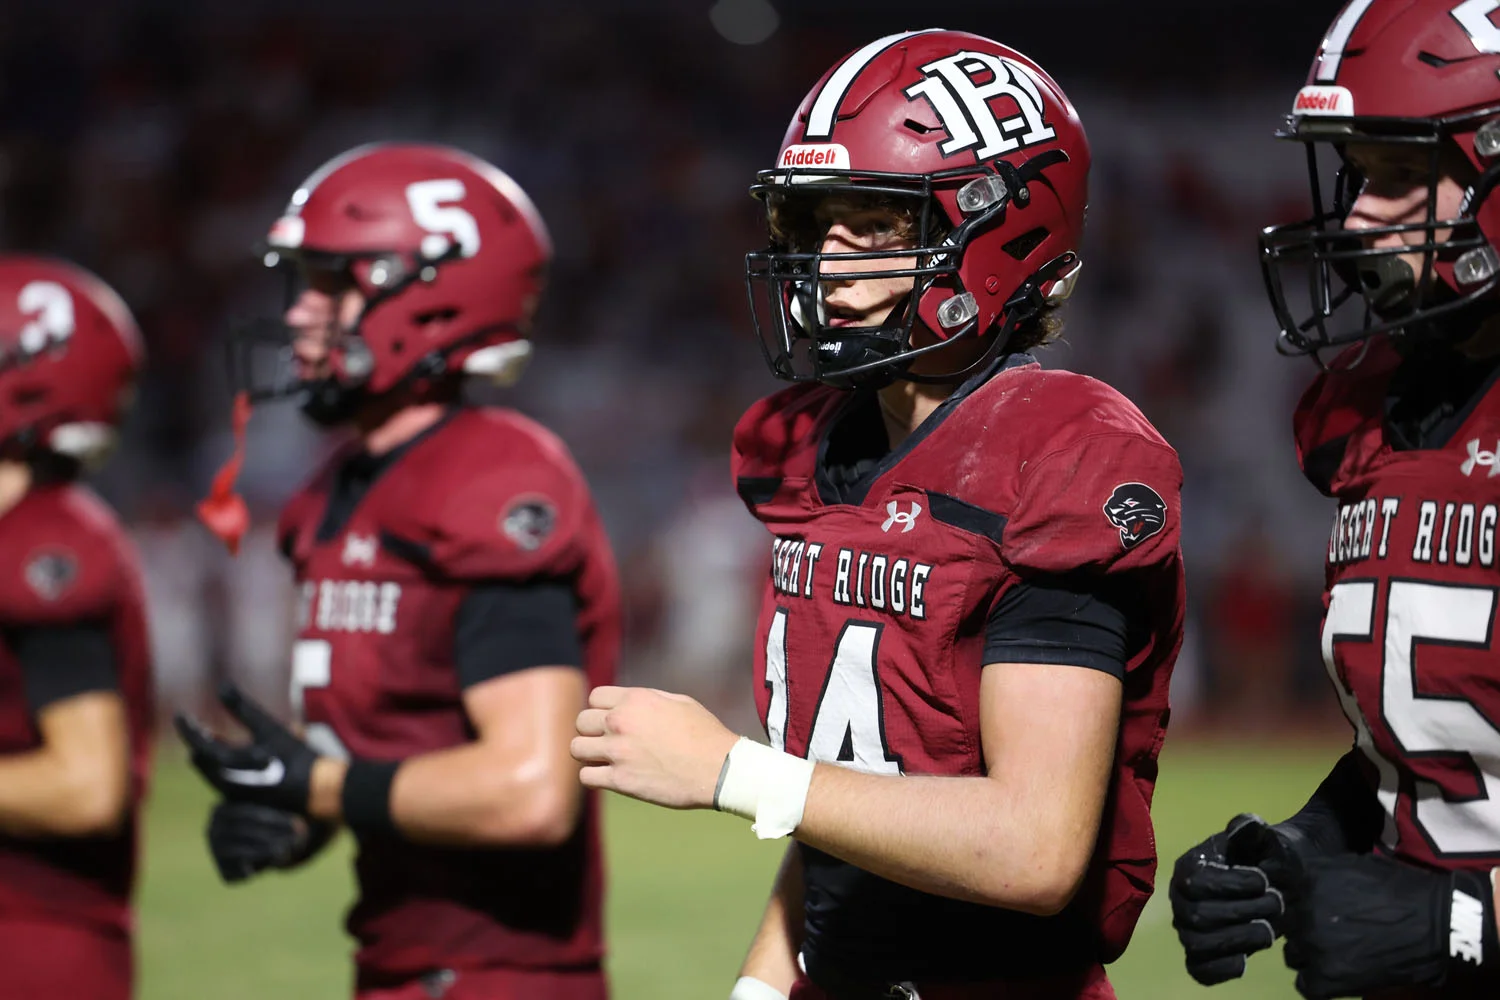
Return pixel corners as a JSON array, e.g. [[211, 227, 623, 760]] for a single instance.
[[136, 739, 1341, 999]]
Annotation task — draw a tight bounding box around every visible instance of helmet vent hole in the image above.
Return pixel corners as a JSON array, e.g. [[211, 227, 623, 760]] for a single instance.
[[1417, 51, 1458, 68], [903, 118, 938, 135], [1003, 227, 1048, 261], [391, 340, 405, 355], [12, 388, 46, 407], [414, 308, 458, 327]]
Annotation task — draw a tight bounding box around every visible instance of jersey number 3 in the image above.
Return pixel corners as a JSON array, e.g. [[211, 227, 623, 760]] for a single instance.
[[1325, 579, 1500, 856], [764, 608, 902, 774]]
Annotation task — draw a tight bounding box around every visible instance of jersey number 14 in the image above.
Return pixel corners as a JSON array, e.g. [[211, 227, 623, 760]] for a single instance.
[[764, 608, 903, 775]]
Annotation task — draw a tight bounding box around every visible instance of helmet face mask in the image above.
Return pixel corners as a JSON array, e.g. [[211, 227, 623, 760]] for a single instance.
[[1261, 115, 1498, 361], [231, 241, 470, 425], [1262, 0, 1500, 363], [747, 171, 974, 390], [744, 30, 1091, 390]]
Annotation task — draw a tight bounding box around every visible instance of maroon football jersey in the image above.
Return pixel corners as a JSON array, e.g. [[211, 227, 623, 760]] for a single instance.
[[732, 358, 1184, 982], [1295, 340, 1500, 874], [0, 483, 153, 937], [278, 407, 619, 977]]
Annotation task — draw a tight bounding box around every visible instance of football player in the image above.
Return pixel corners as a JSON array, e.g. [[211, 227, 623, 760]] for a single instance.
[[177, 144, 619, 1000], [1170, 1, 1500, 998], [0, 257, 151, 1000], [570, 30, 1185, 1000]]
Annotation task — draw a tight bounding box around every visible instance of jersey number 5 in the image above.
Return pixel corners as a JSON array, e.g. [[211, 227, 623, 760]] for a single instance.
[[764, 608, 902, 774], [291, 639, 350, 760], [1324, 579, 1500, 856]]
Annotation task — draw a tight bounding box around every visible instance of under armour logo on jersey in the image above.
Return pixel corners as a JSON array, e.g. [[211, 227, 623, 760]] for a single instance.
[[903, 51, 1056, 160], [882, 501, 923, 533], [1461, 439, 1500, 477], [341, 533, 379, 567]]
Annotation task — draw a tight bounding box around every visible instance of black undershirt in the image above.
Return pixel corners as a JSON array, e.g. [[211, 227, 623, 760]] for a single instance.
[[1385, 342, 1500, 451], [315, 414, 582, 687], [6, 623, 117, 713], [821, 391, 1131, 679]]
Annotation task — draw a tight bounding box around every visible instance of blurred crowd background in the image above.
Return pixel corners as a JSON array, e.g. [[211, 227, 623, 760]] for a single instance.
[[1, 0, 1353, 735]]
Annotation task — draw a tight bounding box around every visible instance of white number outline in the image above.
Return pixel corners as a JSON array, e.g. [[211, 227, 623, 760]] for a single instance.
[[405, 179, 481, 260], [1323, 578, 1500, 856], [17, 280, 75, 355], [1453, 0, 1500, 55], [291, 639, 349, 760], [763, 610, 903, 774]]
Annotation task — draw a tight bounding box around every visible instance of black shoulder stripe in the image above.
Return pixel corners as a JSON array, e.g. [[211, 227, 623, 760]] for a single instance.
[[737, 477, 783, 506], [379, 531, 433, 568], [1302, 434, 1350, 497], [927, 492, 1007, 544]]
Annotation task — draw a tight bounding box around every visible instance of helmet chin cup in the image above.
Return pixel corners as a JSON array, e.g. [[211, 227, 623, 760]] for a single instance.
[[814, 330, 906, 390], [299, 377, 367, 427], [1357, 255, 1417, 314]]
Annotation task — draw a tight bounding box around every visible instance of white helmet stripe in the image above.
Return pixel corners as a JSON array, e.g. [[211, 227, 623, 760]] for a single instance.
[[804, 29, 943, 140], [1314, 0, 1379, 83]]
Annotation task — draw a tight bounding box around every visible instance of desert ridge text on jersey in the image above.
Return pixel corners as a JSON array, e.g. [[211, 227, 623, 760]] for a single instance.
[[1328, 496, 1500, 569], [770, 535, 935, 621]]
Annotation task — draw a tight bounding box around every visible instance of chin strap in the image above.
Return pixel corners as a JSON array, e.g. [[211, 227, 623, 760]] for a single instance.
[[196, 392, 253, 555]]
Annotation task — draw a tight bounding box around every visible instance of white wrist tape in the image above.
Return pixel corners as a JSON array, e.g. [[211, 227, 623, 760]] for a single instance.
[[713, 737, 815, 840], [729, 976, 789, 1000]]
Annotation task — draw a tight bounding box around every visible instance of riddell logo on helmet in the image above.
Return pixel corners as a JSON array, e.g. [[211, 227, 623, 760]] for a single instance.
[[1293, 86, 1354, 117], [779, 144, 851, 170]]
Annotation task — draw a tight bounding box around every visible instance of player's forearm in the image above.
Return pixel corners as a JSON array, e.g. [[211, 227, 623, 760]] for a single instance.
[[794, 764, 1100, 915], [0, 746, 127, 838], [309, 742, 583, 847], [738, 844, 805, 991]]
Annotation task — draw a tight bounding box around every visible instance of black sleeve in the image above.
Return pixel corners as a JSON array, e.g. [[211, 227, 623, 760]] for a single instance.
[[983, 577, 1131, 678], [453, 579, 583, 689], [6, 622, 118, 713], [1274, 749, 1384, 857]]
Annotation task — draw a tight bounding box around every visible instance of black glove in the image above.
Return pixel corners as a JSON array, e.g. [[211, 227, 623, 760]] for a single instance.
[[1280, 853, 1499, 999], [176, 682, 317, 814], [207, 801, 335, 884], [1171, 813, 1293, 985]]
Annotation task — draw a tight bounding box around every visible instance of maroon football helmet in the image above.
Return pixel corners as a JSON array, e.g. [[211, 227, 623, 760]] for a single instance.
[[237, 142, 552, 421], [1263, 0, 1500, 356], [0, 256, 144, 465], [745, 29, 1089, 389], [203, 143, 551, 553]]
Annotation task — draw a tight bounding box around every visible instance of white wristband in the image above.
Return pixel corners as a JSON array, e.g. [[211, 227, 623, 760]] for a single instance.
[[729, 976, 789, 1000], [713, 737, 815, 840]]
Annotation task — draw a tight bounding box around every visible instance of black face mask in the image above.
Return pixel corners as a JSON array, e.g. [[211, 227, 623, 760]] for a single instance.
[[1260, 119, 1500, 364], [298, 376, 368, 427], [744, 151, 1071, 390]]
